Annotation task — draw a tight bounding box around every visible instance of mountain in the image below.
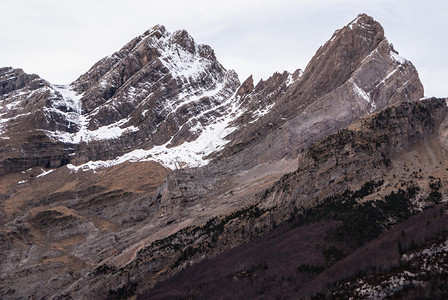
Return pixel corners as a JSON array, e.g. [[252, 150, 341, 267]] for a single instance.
[[0, 25, 244, 172], [0, 14, 446, 299]]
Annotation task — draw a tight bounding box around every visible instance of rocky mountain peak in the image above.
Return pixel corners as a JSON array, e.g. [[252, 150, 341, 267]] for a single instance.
[[0, 25, 247, 174], [42, 26, 243, 169], [300, 14, 385, 97], [170, 29, 196, 54], [214, 13, 423, 166], [288, 13, 422, 110], [347, 13, 384, 36], [144, 24, 167, 38]]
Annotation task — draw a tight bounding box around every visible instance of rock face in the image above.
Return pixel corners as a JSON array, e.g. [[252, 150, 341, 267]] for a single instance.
[[0, 14, 445, 300], [216, 13, 423, 164]]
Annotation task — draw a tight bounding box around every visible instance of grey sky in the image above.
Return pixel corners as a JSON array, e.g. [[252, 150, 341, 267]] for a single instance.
[[0, 0, 446, 97]]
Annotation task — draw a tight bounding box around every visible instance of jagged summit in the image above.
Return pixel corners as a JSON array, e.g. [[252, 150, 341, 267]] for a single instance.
[[145, 24, 167, 36], [72, 25, 223, 98], [348, 13, 384, 31], [64, 25, 247, 169], [300, 13, 416, 100]]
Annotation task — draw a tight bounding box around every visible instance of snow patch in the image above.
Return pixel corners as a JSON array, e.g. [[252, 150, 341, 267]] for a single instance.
[[330, 30, 339, 42], [172, 81, 225, 115], [0, 112, 32, 131], [348, 15, 363, 30], [36, 169, 55, 178], [52, 85, 82, 115], [50, 84, 83, 129], [47, 85, 141, 143], [352, 79, 377, 113], [384, 69, 398, 82], [249, 103, 275, 124], [5, 99, 23, 110], [286, 73, 295, 87], [48, 120, 139, 144], [390, 52, 407, 64], [376, 68, 400, 88], [352, 80, 371, 103], [157, 32, 207, 81], [419, 96, 432, 101]]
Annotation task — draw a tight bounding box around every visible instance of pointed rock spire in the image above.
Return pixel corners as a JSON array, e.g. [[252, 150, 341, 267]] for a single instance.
[[236, 75, 254, 97]]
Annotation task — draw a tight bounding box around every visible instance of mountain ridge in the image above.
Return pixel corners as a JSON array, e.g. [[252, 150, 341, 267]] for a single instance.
[[0, 13, 446, 299], [0, 14, 424, 174]]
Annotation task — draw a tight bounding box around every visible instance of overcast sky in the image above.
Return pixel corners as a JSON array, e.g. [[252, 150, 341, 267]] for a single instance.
[[0, 0, 446, 97]]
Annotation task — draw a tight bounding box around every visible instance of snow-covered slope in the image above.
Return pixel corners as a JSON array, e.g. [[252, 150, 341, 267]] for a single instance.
[[66, 89, 247, 170]]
